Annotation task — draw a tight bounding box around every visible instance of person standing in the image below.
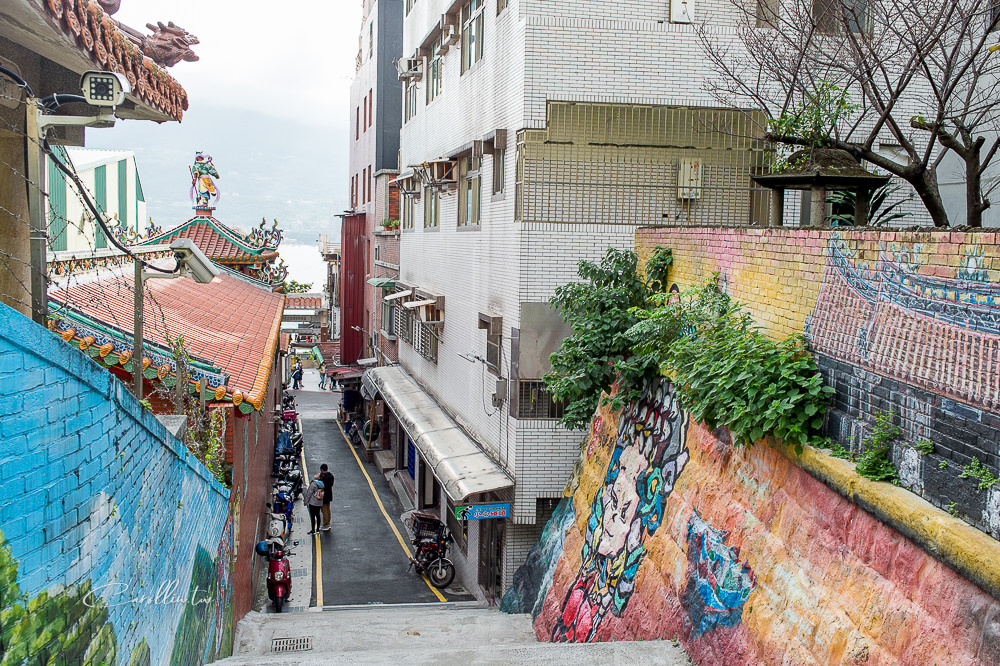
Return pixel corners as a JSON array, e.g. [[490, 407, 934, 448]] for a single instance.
[[292, 364, 303, 390], [303, 476, 325, 534], [318, 362, 328, 390], [318, 464, 335, 531]]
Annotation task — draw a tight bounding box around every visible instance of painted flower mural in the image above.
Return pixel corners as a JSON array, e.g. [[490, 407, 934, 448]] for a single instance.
[[551, 379, 689, 642]]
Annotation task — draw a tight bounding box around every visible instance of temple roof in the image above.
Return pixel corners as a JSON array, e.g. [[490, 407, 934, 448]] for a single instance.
[[138, 215, 282, 264], [26, 0, 189, 122], [48, 271, 285, 412]]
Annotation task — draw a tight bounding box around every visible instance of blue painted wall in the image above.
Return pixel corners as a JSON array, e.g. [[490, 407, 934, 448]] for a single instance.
[[0, 302, 233, 664]]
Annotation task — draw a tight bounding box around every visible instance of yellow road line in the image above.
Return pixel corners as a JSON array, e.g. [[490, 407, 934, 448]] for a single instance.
[[337, 420, 447, 603], [297, 417, 324, 608]]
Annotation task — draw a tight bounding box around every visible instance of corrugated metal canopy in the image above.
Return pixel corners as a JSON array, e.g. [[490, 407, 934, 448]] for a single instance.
[[364, 366, 513, 502]]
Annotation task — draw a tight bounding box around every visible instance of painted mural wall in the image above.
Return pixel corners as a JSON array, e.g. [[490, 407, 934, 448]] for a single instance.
[[504, 381, 1000, 664], [635, 227, 1000, 538], [0, 302, 234, 664]]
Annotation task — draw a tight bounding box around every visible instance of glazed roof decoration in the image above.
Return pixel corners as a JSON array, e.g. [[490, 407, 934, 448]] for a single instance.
[[111, 217, 163, 245], [137, 216, 283, 263], [48, 270, 285, 413], [41, 0, 191, 121], [140, 21, 199, 68]]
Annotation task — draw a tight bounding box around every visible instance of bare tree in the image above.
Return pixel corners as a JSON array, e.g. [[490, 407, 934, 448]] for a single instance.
[[699, 0, 1000, 227]]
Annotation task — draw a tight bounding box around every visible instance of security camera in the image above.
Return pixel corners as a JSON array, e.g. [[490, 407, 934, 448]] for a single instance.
[[169, 238, 220, 284], [80, 70, 130, 107]]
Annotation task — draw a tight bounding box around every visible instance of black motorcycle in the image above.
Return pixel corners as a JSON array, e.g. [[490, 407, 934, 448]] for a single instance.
[[405, 511, 455, 589]]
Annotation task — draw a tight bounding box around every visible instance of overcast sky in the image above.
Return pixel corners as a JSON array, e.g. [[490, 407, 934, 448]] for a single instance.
[[86, 0, 362, 286]]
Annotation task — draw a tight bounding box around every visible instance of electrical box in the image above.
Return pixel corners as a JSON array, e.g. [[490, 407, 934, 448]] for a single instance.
[[671, 0, 695, 23], [677, 158, 702, 199], [492, 379, 508, 408]]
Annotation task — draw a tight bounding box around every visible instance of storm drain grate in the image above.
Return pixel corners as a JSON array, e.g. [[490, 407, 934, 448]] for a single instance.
[[291, 568, 308, 577], [271, 637, 312, 653]]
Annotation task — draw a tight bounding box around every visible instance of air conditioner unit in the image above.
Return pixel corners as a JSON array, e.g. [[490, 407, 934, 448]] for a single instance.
[[397, 57, 423, 81]]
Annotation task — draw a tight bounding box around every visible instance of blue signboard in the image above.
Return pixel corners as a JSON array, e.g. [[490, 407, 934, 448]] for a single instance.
[[454, 503, 511, 520]]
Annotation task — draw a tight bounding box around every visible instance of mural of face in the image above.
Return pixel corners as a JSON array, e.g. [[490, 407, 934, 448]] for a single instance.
[[552, 378, 689, 643]]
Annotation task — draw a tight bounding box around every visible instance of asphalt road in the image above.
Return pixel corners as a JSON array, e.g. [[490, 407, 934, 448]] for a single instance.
[[291, 373, 473, 607]]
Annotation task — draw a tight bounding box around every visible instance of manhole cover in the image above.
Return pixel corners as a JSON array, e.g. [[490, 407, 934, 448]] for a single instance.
[[271, 637, 312, 653]]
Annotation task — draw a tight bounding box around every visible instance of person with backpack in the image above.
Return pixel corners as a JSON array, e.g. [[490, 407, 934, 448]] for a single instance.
[[292, 363, 303, 390], [303, 476, 325, 534], [318, 463, 335, 531]]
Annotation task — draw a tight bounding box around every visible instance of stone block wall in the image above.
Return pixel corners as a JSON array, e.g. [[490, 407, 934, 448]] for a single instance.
[[504, 381, 1000, 664], [636, 227, 1000, 538], [0, 302, 234, 664]]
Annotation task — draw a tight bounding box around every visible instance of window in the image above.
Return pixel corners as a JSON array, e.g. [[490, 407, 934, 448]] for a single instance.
[[492, 149, 505, 194], [812, 0, 868, 33], [479, 313, 502, 376], [406, 0, 417, 14], [382, 300, 396, 338], [516, 381, 566, 420], [368, 166, 373, 203], [992, 0, 1000, 31], [458, 156, 481, 226], [368, 90, 374, 128], [412, 320, 438, 362], [369, 22, 374, 59], [401, 193, 415, 229], [356, 106, 360, 140], [351, 175, 357, 207], [404, 79, 419, 122], [461, 0, 485, 73], [755, 0, 779, 27], [497, 0, 508, 13], [424, 187, 440, 228], [427, 36, 443, 103]]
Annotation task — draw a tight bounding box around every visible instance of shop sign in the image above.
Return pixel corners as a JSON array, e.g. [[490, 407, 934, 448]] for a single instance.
[[454, 503, 511, 520]]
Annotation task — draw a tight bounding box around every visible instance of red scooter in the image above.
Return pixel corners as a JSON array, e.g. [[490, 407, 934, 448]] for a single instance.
[[255, 538, 297, 612]]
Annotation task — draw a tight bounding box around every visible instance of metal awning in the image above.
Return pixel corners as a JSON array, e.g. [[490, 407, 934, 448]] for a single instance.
[[367, 277, 397, 288], [403, 298, 436, 309], [364, 366, 513, 502], [384, 289, 413, 302]]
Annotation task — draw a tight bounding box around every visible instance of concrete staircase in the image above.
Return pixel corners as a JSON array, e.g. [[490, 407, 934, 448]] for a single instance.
[[217, 603, 692, 665]]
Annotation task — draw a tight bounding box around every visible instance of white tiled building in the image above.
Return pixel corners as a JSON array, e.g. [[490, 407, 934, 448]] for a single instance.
[[370, 0, 764, 603]]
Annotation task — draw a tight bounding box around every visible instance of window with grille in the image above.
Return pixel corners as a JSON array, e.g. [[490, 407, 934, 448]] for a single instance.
[[461, 0, 485, 73], [427, 36, 443, 103], [479, 312, 502, 376], [395, 306, 414, 344], [424, 187, 440, 227], [458, 156, 481, 226], [412, 320, 438, 362], [517, 381, 566, 420]]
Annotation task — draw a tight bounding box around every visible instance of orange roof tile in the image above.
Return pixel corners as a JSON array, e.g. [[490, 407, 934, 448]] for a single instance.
[[140, 216, 280, 264], [51, 271, 284, 408], [41, 0, 188, 121]]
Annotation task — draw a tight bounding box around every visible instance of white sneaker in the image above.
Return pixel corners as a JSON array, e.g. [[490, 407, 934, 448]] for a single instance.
[[321, 525, 331, 531]]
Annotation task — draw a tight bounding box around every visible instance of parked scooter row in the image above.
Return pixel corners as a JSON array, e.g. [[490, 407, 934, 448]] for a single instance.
[[257, 386, 304, 612]]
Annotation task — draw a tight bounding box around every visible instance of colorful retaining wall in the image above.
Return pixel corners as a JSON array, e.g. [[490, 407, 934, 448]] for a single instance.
[[503, 381, 1000, 664], [636, 227, 1000, 538], [0, 302, 234, 664]]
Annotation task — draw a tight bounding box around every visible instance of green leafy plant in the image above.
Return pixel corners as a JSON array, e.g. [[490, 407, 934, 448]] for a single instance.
[[946, 501, 960, 517], [939, 459, 949, 470], [624, 277, 834, 451], [827, 441, 852, 459], [913, 439, 934, 455], [382, 218, 400, 230], [767, 79, 858, 171], [959, 457, 999, 491], [825, 184, 913, 227], [281, 280, 314, 294], [545, 246, 673, 429], [854, 411, 901, 483], [139, 398, 152, 411]]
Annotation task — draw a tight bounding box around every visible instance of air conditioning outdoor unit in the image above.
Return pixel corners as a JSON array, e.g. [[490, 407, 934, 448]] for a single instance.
[[397, 57, 423, 81]]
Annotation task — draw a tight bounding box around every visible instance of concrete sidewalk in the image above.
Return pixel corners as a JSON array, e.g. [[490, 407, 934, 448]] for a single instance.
[[223, 604, 693, 664]]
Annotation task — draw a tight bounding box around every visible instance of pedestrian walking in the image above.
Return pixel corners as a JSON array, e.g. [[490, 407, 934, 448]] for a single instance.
[[303, 476, 325, 534], [318, 362, 327, 390], [318, 463, 335, 531], [292, 364, 303, 390]]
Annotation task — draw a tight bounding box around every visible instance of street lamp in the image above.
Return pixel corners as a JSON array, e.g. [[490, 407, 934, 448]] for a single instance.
[[133, 238, 219, 399]]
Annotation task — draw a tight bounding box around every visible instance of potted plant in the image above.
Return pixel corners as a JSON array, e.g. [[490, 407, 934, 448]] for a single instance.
[[381, 218, 400, 231]]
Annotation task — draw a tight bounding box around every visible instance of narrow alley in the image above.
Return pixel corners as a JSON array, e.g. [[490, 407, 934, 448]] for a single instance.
[[287, 368, 473, 608]]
